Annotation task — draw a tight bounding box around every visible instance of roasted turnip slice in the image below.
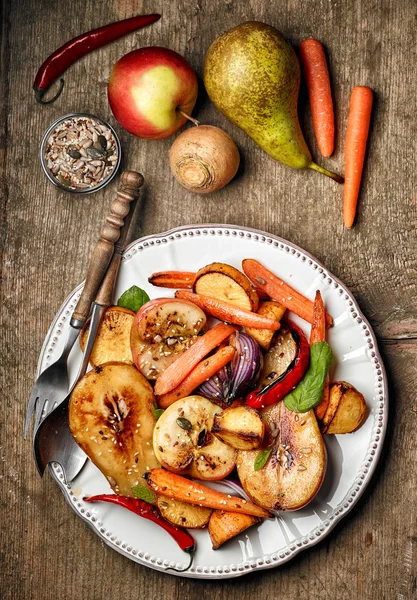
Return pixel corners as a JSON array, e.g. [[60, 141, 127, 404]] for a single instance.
[[156, 496, 212, 529], [257, 325, 298, 390]]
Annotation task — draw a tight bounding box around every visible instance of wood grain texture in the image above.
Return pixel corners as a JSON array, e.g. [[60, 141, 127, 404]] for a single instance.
[[1, 0, 416, 599]]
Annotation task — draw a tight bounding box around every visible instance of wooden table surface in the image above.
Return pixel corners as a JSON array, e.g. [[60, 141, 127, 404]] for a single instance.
[[1, 0, 416, 598]]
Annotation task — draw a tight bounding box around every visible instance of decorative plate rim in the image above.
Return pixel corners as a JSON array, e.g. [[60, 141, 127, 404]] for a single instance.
[[39, 223, 388, 579]]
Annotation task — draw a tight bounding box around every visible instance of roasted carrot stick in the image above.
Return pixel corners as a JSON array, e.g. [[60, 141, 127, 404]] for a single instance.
[[157, 346, 236, 408], [242, 259, 333, 327], [343, 86, 373, 228], [148, 271, 195, 289], [299, 39, 335, 158], [144, 469, 271, 519], [310, 290, 330, 420], [148, 269, 269, 298], [154, 323, 237, 396], [310, 290, 326, 343], [174, 290, 281, 330]]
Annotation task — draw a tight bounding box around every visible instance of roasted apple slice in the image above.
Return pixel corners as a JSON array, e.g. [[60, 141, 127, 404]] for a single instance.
[[208, 510, 261, 549], [69, 362, 160, 496], [130, 298, 207, 380], [193, 262, 259, 311], [236, 402, 326, 510], [80, 306, 135, 367], [245, 301, 286, 350], [156, 496, 212, 528], [323, 381, 367, 434], [212, 405, 264, 450], [153, 396, 237, 481]]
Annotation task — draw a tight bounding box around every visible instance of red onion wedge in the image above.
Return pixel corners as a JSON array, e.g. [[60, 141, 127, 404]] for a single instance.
[[198, 332, 262, 404]]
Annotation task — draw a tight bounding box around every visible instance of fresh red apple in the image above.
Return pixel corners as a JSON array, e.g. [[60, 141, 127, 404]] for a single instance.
[[108, 47, 198, 139], [130, 298, 207, 379]]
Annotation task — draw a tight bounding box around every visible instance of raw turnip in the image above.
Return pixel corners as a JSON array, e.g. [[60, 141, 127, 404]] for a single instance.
[[169, 124, 240, 194]]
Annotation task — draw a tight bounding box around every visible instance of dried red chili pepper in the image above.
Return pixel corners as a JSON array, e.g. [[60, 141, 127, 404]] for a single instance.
[[34, 14, 161, 104], [84, 494, 195, 572], [246, 321, 310, 409]]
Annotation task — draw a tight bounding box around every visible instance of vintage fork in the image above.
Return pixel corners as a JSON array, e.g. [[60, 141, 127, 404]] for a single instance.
[[24, 171, 144, 439]]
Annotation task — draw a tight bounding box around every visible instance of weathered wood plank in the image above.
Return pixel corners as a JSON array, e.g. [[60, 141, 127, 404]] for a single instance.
[[1, 0, 417, 599]]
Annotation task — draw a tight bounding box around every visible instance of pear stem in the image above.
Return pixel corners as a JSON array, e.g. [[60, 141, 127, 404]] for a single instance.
[[178, 110, 200, 127], [309, 162, 344, 184]]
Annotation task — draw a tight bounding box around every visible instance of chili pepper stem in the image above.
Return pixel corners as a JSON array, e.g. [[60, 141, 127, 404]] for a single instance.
[[178, 110, 200, 126], [34, 79, 65, 104], [165, 547, 195, 573]]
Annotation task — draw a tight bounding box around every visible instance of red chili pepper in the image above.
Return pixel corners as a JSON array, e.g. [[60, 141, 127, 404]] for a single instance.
[[84, 494, 195, 572], [34, 14, 161, 104], [246, 321, 310, 409]]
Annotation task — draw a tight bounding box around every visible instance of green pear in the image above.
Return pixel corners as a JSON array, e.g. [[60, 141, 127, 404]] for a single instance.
[[203, 22, 342, 182]]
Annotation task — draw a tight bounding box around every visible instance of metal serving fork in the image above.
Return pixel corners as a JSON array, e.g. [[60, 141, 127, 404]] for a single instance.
[[24, 171, 144, 440], [32, 171, 144, 482]]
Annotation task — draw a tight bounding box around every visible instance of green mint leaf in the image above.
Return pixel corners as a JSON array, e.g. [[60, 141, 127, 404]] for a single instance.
[[117, 285, 150, 312], [254, 448, 272, 471], [152, 404, 164, 421], [284, 342, 332, 413], [131, 484, 157, 504]]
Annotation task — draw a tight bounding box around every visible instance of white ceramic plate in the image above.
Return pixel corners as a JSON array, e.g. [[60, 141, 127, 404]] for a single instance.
[[38, 224, 387, 579]]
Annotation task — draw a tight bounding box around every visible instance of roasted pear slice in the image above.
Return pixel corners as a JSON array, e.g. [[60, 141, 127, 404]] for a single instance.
[[156, 496, 212, 529], [208, 510, 261, 549], [323, 381, 367, 434], [153, 396, 237, 481], [194, 262, 259, 311], [69, 362, 160, 496], [236, 402, 326, 510], [212, 405, 265, 450], [245, 301, 286, 350], [80, 306, 135, 367], [131, 298, 207, 380]]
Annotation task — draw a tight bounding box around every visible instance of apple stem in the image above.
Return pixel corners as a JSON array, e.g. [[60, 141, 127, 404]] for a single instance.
[[309, 162, 344, 184], [178, 110, 200, 127]]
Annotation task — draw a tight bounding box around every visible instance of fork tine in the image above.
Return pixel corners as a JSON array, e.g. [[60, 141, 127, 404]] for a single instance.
[[33, 397, 49, 434], [24, 386, 40, 440]]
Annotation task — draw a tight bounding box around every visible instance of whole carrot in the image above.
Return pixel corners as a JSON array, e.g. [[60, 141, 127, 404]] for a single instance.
[[299, 39, 335, 158], [343, 86, 373, 228]]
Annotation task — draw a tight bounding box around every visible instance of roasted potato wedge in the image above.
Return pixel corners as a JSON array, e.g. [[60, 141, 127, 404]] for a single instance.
[[80, 306, 135, 367], [69, 362, 160, 496], [208, 510, 261, 549], [323, 381, 367, 434], [194, 262, 259, 312], [212, 406, 264, 450], [237, 402, 326, 511], [156, 496, 212, 529], [153, 396, 237, 481], [245, 301, 286, 350], [320, 380, 344, 431]]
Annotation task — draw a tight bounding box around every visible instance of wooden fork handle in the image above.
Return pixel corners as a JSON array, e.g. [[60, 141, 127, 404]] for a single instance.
[[70, 171, 144, 327]]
